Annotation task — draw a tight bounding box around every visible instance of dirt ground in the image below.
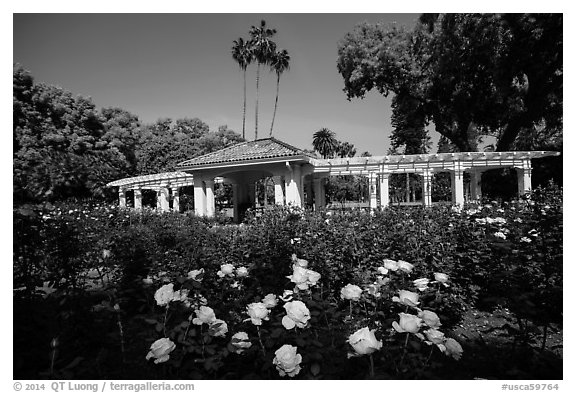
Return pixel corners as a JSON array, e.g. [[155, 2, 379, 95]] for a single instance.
[[445, 307, 563, 379]]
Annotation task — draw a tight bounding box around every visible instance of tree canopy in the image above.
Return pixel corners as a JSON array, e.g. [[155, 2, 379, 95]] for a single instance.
[[13, 65, 244, 203], [337, 13, 562, 152]]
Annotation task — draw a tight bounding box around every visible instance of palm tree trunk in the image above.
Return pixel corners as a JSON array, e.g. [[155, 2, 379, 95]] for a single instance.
[[242, 68, 247, 139], [270, 74, 280, 137], [255, 62, 260, 140]]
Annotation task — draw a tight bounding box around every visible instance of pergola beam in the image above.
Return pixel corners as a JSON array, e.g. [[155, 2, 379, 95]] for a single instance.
[[107, 149, 558, 215]]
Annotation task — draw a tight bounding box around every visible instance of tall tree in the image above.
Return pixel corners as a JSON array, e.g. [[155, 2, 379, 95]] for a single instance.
[[269, 49, 290, 137], [390, 92, 430, 154], [13, 65, 146, 202], [249, 20, 277, 140], [390, 92, 430, 202], [335, 141, 357, 158], [337, 14, 562, 152], [231, 38, 253, 139], [312, 128, 338, 159]]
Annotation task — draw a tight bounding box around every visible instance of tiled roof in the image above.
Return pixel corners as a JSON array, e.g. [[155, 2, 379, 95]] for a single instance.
[[178, 138, 313, 168]]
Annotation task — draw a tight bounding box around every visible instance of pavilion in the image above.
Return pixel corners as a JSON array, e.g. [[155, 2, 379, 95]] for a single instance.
[[107, 137, 559, 222]]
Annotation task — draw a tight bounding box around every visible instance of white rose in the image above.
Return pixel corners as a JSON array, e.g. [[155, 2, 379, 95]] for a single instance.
[[208, 319, 228, 337], [263, 293, 278, 308], [218, 264, 235, 277], [145, 338, 176, 364], [347, 327, 382, 357], [280, 290, 294, 302], [392, 312, 423, 334], [293, 257, 309, 268], [383, 259, 399, 271], [377, 266, 389, 275], [287, 266, 309, 290], [397, 260, 414, 273], [172, 288, 190, 303], [306, 269, 321, 286], [230, 331, 252, 354], [444, 338, 464, 360], [187, 269, 204, 281], [365, 283, 381, 298], [494, 217, 506, 225], [424, 328, 446, 345], [236, 266, 249, 277], [273, 344, 302, 377], [154, 284, 175, 307], [246, 302, 270, 326], [282, 300, 311, 329], [418, 310, 442, 329], [494, 231, 506, 240], [433, 272, 449, 284], [413, 278, 430, 292], [192, 306, 217, 325], [392, 289, 420, 307], [340, 284, 363, 301]]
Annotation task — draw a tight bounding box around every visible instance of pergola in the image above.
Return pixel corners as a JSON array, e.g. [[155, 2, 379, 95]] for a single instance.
[[107, 171, 195, 211], [107, 138, 559, 221]]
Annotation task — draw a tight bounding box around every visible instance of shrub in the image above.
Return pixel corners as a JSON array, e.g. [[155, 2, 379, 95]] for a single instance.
[[12, 184, 562, 379]]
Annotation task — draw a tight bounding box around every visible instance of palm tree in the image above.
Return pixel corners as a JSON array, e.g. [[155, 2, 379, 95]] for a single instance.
[[231, 37, 253, 139], [312, 128, 338, 159], [249, 20, 277, 140], [335, 141, 357, 158], [269, 49, 290, 137]]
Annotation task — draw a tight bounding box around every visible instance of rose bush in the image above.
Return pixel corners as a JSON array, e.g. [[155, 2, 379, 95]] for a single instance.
[[12, 184, 562, 379]]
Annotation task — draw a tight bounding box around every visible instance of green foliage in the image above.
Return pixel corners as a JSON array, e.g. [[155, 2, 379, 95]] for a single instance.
[[13, 65, 134, 202], [337, 14, 562, 152], [13, 65, 245, 204], [13, 185, 562, 379], [390, 92, 430, 154], [135, 119, 244, 175], [312, 127, 338, 159]]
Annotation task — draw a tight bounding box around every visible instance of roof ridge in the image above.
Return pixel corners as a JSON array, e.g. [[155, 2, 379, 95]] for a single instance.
[[176, 137, 312, 168], [178, 139, 251, 166]]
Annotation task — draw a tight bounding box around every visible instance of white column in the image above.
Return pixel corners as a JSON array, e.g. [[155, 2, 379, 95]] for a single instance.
[[119, 188, 127, 208], [156, 189, 162, 210], [369, 173, 378, 209], [273, 175, 284, 205], [451, 170, 465, 206], [160, 186, 170, 212], [205, 179, 215, 218], [517, 164, 532, 196], [294, 165, 303, 206], [421, 171, 433, 207], [469, 171, 483, 201], [285, 164, 303, 207], [172, 187, 180, 212], [193, 177, 206, 216], [379, 173, 390, 208], [134, 188, 142, 210], [284, 175, 293, 204], [313, 177, 325, 210]]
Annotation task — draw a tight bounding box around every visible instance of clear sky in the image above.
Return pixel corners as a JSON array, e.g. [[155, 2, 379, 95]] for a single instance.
[[13, 13, 431, 155]]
